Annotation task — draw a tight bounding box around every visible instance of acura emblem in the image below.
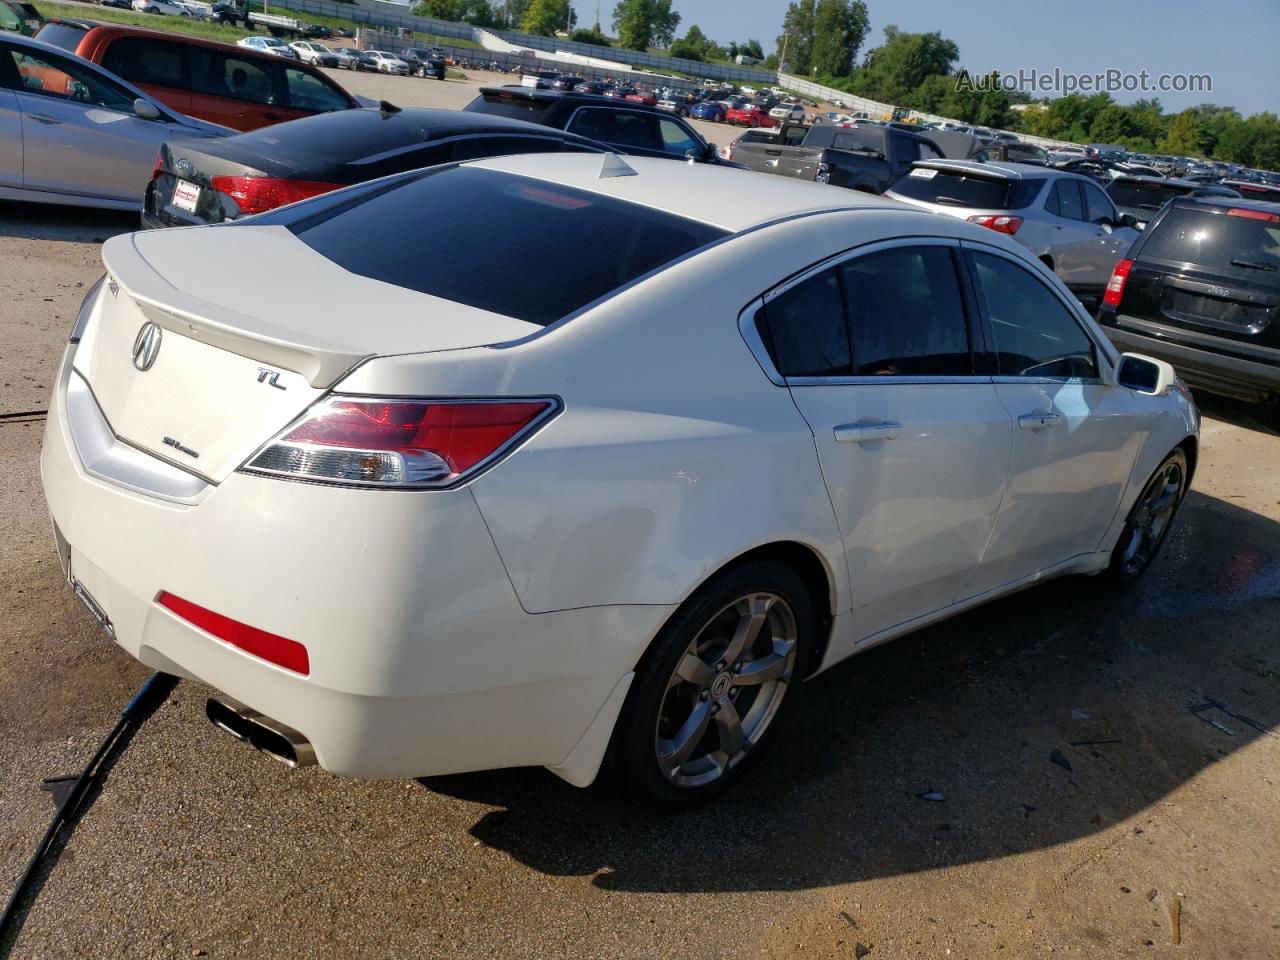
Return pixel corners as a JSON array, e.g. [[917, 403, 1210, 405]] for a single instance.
[[132, 322, 163, 372]]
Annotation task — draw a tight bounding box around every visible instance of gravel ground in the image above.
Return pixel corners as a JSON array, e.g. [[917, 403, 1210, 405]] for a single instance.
[[1, 72, 1278, 959]]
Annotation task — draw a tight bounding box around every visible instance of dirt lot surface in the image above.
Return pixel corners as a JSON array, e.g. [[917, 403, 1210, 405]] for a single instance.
[[1, 70, 1278, 960]]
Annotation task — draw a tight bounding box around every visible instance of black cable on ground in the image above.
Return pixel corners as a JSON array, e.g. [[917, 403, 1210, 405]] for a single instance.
[[0, 410, 47, 421], [0, 672, 181, 954]]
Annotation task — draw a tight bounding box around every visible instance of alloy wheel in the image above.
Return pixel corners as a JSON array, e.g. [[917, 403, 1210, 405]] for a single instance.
[[1120, 459, 1184, 575], [654, 592, 797, 788]]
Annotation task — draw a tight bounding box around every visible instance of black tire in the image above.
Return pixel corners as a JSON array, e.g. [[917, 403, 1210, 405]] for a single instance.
[[611, 560, 815, 809], [1104, 447, 1188, 585]]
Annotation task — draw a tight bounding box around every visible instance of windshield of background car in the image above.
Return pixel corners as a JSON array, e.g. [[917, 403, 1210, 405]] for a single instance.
[[1106, 180, 1189, 211], [466, 91, 552, 123], [1141, 206, 1280, 274], [267, 167, 729, 326], [32, 21, 87, 51], [891, 168, 1044, 209]]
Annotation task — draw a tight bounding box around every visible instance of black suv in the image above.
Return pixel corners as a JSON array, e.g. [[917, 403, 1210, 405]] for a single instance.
[[402, 47, 446, 79], [1096, 196, 1280, 404], [464, 87, 726, 164]]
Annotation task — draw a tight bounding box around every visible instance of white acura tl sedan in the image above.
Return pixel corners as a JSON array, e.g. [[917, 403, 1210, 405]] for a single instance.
[[42, 154, 1198, 806]]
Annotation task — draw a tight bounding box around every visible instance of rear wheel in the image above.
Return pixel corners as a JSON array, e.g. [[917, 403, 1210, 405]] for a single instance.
[[613, 562, 814, 808], [1105, 448, 1188, 584]]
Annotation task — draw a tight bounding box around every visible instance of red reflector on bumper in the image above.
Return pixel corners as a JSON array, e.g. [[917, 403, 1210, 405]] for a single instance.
[[157, 592, 310, 676]]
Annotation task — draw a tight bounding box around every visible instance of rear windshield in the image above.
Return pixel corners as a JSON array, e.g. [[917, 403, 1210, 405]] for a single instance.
[[33, 21, 87, 51], [466, 92, 552, 123], [890, 168, 1044, 210], [1106, 180, 1190, 212], [271, 167, 728, 326], [1141, 206, 1280, 274]]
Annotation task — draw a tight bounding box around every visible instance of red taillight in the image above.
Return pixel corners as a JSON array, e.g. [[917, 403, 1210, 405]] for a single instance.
[[210, 175, 343, 215], [1103, 258, 1134, 307], [1227, 206, 1280, 222], [158, 592, 309, 675], [246, 397, 558, 488], [151, 149, 164, 182], [967, 214, 1023, 235]]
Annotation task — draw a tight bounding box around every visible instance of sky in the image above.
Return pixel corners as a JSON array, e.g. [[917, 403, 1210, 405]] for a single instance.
[[568, 0, 1279, 116]]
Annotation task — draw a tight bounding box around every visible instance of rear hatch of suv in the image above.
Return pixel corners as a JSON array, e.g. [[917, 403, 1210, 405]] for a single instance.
[[887, 163, 1045, 219], [1116, 202, 1280, 356]]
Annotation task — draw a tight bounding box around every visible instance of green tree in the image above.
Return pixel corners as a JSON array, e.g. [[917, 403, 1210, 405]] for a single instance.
[[521, 0, 569, 35], [569, 24, 611, 46], [810, 0, 869, 78], [848, 26, 959, 105], [612, 0, 680, 50], [740, 38, 764, 60], [503, 0, 531, 28], [1159, 108, 1205, 156], [413, 0, 465, 19], [670, 24, 710, 60], [1089, 104, 1139, 145], [775, 0, 815, 74]]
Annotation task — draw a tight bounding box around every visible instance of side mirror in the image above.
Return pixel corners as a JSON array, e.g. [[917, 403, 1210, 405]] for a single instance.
[[1118, 213, 1140, 230], [1116, 352, 1177, 396], [687, 142, 714, 162], [133, 98, 161, 120]]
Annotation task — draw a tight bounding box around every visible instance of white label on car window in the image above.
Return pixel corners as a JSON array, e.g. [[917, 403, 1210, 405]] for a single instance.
[[910, 167, 938, 179], [172, 179, 201, 213]]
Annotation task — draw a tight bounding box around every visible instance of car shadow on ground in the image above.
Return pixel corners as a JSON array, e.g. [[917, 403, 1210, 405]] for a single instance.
[[421, 490, 1279, 893], [0, 202, 138, 244], [1193, 392, 1279, 437]]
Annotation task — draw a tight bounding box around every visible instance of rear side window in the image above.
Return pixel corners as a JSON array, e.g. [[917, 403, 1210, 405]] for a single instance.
[[891, 169, 1043, 210], [568, 108, 655, 150], [841, 246, 970, 376], [1140, 206, 1280, 273], [1046, 180, 1084, 220], [465, 92, 551, 122], [101, 37, 185, 89], [760, 270, 850, 377], [272, 167, 728, 327], [972, 252, 1098, 379], [32, 22, 87, 52], [189, 49, 276, 105], [1081, 182, 1116, 224]]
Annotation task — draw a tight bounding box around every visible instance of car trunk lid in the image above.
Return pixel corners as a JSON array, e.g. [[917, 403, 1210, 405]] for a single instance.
[[72, 225, 540, 483]]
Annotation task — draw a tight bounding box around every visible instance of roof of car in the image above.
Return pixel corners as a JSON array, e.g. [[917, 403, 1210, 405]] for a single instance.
[[913, 159, 1057, 180], [1110, 174, 1200, 188], [1173, 195, 1280, 214], [35, 17, 309, 64], [462, 153, 902, 233], [477, 86, 673, 116]]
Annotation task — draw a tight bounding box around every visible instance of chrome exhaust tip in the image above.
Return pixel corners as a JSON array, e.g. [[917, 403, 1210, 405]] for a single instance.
[[205, 696, 316, 768]]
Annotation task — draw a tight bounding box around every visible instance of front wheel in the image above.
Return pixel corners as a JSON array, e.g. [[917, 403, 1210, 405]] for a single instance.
[[612, 561, 814, 808], [1105, 448, 1188, 584]]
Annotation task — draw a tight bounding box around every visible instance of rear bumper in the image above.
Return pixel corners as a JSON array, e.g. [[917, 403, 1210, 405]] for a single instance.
[[1099, 314, 1280, 400], [40, 345, 668, 781]]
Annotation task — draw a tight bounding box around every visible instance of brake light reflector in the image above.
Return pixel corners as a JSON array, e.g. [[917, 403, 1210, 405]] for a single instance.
[[1103, 258, 1134, 307], [1226, 206, 1280, 222], [245, 397, 558, 488], [158, 592, 309, 675], [967, 214, 1024, 235], [210, 175, 343, 215]]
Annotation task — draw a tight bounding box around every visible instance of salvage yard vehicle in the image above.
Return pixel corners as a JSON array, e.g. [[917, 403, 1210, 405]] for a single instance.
[[1103, 174, 1206, 229], [725, 103, 776, 127], [44, 154, 1198, 806], [143, 107, 608, 226], [364, 49, 409, 75], [0, 0, 42, 36], [34, 20, 358, 131], [887, 160, 1140, 304], [236, 34, 298, 59], [0, 32, 230, 209], [465, 87, 726, 164], [1096, 195, 1280, 404], [288, 40, 338, 68], [731, 120, 946, 193]]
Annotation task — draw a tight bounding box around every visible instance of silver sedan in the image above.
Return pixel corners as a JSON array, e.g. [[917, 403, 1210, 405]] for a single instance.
[[0, 33, 230, 210]]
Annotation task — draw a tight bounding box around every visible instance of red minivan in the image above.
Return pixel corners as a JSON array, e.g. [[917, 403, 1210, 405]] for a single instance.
[[33, 20, 358, 131]]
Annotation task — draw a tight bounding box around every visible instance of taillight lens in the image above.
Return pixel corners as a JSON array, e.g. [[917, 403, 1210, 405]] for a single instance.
[[158, 592, 309, 675], [210, 175, 343, 215], [1103, 258, 1134, 307], [1227, 206, 1280, 222], [967, 214, 1023, 234], [244, 397, 559, 488], [150, 148, 164, 182]]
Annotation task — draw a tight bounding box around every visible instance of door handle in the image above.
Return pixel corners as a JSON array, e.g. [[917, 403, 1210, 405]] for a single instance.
[[765, 158, 778, 167], [834, 421, 901, 443], [28, 113, 61, 125], [1017, 412, 1062, 430]]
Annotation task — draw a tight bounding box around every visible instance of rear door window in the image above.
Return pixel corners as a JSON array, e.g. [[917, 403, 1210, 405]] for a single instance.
[[1047, 179, 1085, 220], [1081, 181, 1117, 224], [101, 37, 186, 89], [8, 47, 134, 111], [568, 107, 657, 150], [840, 246, 971, 376], [465, 91, 551, 122], [265, 166, 728, 327], [971, 252, 1098, 379], [759, 270, 851, 377], [190, 49, 277, 105]]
